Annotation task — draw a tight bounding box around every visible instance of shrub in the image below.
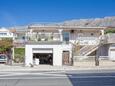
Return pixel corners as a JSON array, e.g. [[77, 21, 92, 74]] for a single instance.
[[14, 48, 25, 63], [105, 29, 115, 34]]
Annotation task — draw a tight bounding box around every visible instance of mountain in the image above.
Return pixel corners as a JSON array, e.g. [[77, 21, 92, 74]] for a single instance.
[[60, 16, 115, 27], [8, 16, 115, 29]]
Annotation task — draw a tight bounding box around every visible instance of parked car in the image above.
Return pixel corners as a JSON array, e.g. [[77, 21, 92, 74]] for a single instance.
[[0, 54, 7, 64]]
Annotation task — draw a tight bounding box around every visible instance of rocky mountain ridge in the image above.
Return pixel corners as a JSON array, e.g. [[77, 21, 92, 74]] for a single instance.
[[60, 16, 115, 27]]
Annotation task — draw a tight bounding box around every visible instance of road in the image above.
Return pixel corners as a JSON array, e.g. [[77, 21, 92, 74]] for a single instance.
[[0, 70, 115, 86]]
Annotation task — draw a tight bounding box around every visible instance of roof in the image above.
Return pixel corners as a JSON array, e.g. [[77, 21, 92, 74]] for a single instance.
[[28, 25, 107, 30], [0, 27, 9, 32]]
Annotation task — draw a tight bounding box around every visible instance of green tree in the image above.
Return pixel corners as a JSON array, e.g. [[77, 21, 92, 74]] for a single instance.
[[0, 38, 13, 53]]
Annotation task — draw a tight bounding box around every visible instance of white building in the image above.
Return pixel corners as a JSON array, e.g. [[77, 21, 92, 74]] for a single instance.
[[107, 33, 115, 61], [0, 27, 16, 40], [1, 25, 115, 66], [24, 25, 108, 66]]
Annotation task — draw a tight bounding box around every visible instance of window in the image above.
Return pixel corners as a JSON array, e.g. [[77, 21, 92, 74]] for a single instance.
[[63, 32, 69, 43], [0, 33, 7, 36], [91, 33, 94, 36]]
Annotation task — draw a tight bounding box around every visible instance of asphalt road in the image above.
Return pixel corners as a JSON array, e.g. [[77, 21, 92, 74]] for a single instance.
[[0, 70, 115, 86]]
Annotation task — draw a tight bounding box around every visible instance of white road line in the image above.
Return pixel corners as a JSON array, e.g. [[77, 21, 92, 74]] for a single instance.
[[0, 72, 68, 77], [0, 71, 66, 74], [0, 77, 68, 80], [0, 75, 115, 80]]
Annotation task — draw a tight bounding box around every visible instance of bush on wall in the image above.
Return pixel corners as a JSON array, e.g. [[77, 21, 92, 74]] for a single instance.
[[105, 29, 115, 34], [14, 48, 25, 63]]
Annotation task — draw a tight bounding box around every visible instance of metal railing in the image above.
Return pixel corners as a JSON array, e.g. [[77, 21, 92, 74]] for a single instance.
[[73, 56, 110, 61], [76, 37, 98, 40], [79, 45, 98, 56], [26, 33, 60, 42]]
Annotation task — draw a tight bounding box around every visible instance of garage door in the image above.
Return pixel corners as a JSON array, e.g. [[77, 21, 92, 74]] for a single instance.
[[32, 48, 53, 53]]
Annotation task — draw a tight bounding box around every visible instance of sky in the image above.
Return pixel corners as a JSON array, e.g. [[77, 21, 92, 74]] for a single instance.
[[0, 0, 115, 27]]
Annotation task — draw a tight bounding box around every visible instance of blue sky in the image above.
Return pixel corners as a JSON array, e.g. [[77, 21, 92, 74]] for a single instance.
[[0, 0, 115, 27]]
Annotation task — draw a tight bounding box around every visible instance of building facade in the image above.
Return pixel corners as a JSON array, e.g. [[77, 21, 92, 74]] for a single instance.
[[0, 27, 16, 40], [7, 25, 115, 66], [23, 25, 107, 66]]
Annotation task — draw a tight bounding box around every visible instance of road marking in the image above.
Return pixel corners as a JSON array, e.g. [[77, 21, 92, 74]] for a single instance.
[[0, 73, 115, 80], [0, 75, 115, 80], [0, 72, 68, 77], [0, 77, 68, 80]]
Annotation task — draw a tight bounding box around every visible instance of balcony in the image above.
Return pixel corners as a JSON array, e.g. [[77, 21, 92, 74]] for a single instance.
[[27, 33, 61, 42], [0, 33, 14, 38]]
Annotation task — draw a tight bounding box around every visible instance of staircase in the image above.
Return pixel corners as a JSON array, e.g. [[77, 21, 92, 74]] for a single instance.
[[72, 44, 99, 56], [79, 45, 98, 56], [73, 35, 108, 56]]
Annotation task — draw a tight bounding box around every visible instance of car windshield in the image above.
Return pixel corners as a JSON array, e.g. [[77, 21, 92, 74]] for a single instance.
[[0, 55, 6, 59]]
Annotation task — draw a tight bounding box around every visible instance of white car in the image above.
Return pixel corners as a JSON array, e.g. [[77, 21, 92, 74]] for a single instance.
[[0, 54, 8, 63]]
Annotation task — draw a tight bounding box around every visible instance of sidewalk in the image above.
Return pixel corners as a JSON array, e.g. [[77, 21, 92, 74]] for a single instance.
[[0, 62, 115, 72]]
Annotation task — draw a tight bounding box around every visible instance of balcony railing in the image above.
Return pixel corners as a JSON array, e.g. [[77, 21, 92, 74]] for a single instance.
[[76, 37, 99, 45], [27, 33, 61, 42], [76, 37, 98, 40]]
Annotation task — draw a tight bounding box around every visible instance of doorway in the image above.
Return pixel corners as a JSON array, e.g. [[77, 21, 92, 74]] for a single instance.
[[62, 51, 70, 65]]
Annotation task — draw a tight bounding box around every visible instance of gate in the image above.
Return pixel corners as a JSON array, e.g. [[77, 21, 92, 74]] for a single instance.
[[62, 51, 70, 65]]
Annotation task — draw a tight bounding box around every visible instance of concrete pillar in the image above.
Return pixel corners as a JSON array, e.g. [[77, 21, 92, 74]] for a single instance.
[[53, 46, 62, 66], [58, 29, 63, 41], [12, 33, 15, 40], [100, 30, 104, 35], [30, 29, 33, 38], [25, 45, 33, 66]]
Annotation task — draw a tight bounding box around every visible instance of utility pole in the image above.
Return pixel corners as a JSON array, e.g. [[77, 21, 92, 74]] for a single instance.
[[95, 35, 104, 66], [95, 29, 106, 66], [95, 46, 99, 66]]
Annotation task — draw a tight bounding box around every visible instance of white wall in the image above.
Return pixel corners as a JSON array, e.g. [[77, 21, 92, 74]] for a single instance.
[[25, 44, 72, 66], [0, 28, 14, 38], [109, 44, 115, 60], [25, 45, 33, 66]]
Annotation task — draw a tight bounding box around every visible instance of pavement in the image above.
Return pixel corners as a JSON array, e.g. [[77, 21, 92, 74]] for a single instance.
[[0, 61, 115, 72], [0, 63, 115, 86], [0, 70, 115, 86]]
